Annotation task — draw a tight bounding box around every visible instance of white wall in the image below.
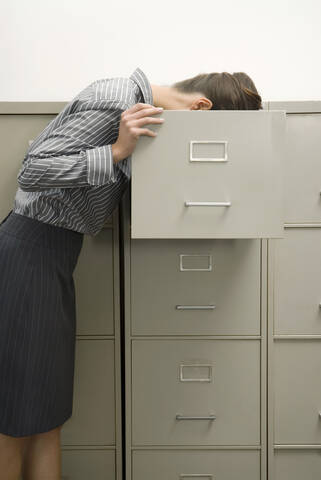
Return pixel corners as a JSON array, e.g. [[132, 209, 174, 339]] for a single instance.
[[1, 0, 320, 102]]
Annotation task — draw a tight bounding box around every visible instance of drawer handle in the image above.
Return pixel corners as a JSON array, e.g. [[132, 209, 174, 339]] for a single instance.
[[185, 201, 231, 207], [176, 305, 216, 310], [180, 475, 213, 479], [176, 414, 216, 421], [189, 140, 228, 162]]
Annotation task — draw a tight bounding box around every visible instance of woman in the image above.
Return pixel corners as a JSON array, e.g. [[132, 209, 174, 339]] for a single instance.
[[0, 67, 262, 479]]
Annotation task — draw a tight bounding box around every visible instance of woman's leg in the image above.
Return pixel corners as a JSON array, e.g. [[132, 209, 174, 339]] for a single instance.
[[0, 432, 29, 480], [21, 425, 62, 480]]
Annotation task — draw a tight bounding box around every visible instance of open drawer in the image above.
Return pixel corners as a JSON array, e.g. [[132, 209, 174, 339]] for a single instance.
[[131, 110, 285, 239]]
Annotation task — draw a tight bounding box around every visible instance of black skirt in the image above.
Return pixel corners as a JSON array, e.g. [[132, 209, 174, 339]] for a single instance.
[[0, 210, 84, 437]]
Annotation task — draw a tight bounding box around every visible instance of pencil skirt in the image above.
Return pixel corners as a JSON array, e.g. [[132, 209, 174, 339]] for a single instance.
[[0, 210, 84, 437]]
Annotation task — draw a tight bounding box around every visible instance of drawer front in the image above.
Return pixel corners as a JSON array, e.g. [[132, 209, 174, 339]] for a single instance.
[[131, 110, 284, 239], [282, 113, 321, 223], [274, 340, 321, 444], [131, 238, 261, 335], [61, 449, 115, 480], [132, 449, 261, 480], [61, 339, 115, 445], [74, 228, 115, 335], [274, 450, 321, 480], [132, 339, 261, 445], [273, 228, 321, 335]]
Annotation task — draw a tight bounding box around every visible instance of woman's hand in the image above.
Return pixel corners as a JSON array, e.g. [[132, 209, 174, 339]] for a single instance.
[[112, 103, 164, 163]]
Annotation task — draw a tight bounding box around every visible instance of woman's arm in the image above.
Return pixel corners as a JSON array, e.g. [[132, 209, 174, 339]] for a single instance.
[[17, 94, 123, 192]]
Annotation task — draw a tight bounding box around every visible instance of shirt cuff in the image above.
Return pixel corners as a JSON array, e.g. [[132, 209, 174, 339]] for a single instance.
[[86, 144, 116, 186]]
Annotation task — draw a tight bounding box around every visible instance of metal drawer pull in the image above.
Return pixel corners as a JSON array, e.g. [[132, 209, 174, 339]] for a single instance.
[[189, 140, 228, 162], [180, 475, 213, 479], [176, 414, 216, 420], [176, 305, 216, 310], [319, 412, 321, 418], [185, 201, 231, 207]]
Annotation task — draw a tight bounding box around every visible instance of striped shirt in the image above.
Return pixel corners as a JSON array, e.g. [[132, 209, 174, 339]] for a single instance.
[[12, 67, 153, 236]]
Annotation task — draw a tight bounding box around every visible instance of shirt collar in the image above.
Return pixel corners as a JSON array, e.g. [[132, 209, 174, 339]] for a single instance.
[[129, 67, 154, 106]]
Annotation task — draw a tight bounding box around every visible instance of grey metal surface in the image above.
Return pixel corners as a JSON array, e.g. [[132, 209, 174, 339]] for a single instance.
[[274, 450, 321, 480], [0, 102, 67, 114], [61, 339, 116, 445], [131, 339, 260, 446], [130, 238, 261, 336], [274, 340, 321, 444], [61, 449, 115, 480], [272, 228, 321, 335], [268, 101, 321, 113], [74, 229, 115, 335], [131, 110, 285, 239], [132, 450, 261, 480], [280, 113, 321, 223]]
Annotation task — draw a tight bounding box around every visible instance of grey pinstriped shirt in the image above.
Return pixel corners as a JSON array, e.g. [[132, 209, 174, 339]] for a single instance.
[[12, 67, 153, 236]]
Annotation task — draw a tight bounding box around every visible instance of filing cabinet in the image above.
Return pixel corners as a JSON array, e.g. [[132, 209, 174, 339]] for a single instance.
[[267, 101, 321, 479], [123, 102, 321, 480], [121, 180, 267, 479], [0, 103, 122, 480], [2, 100, 320, 480]]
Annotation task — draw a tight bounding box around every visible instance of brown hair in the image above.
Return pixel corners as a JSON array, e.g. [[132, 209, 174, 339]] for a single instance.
[[172, 71, 262, 110]]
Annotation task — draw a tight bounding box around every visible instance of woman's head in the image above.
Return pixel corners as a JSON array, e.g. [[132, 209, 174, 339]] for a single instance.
[[172, 71, 262, 110]]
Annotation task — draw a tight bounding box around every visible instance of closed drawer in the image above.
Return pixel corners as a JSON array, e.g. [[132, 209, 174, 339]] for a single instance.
[[282, 113, 321, 223], [273, 228, 321, 335], [61, 449, 115, 480], [132, 339, 261, 446], [132, 449, 261, 480], [274, 340, 321, 444], [131, 110, 285, 239], [74, 228, 115, 335], [274, 449, 321, 480], [131, 238, 261, 335], [61, 339, 115, 445]]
